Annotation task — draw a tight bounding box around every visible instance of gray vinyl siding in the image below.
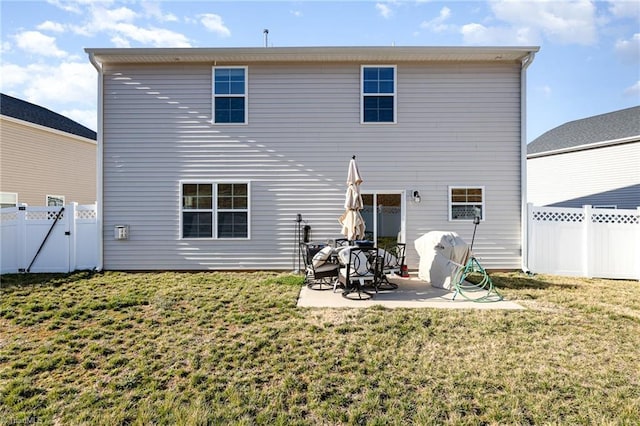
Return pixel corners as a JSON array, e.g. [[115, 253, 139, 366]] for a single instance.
[[102, 61, 522, 270], [527, 141, 640, 209]]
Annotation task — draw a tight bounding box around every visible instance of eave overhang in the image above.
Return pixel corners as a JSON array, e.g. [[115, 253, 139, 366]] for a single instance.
[[85, 46, 540, 66]]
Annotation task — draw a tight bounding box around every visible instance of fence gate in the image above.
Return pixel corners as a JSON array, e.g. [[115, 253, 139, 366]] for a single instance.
[[1, 203, 98, 274], [528, 204, 640, 280]]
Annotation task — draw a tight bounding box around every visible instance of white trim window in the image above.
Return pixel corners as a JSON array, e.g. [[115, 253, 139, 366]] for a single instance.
[[361, 65, 396, 123], [212, 66, 248, 124], [47, 194, 65, 206], [449, 187, 485, 221], [1, 192, 18, 208], [181, 182, 249, 239]]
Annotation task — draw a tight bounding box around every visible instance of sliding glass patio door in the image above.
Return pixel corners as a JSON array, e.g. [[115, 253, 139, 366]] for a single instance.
[[361, 192, 404, 248]]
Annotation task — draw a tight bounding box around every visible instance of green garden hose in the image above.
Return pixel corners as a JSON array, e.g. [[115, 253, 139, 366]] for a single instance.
[[453, 256, 503, 302]]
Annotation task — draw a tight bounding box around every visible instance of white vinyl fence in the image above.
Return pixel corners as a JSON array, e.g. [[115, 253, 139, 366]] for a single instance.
[[527, 204, 640, 280], [0, 203, 98, 274], [1, 202, 638, 279]]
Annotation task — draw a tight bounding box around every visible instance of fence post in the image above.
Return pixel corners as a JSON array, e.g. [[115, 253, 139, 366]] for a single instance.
[[17, 203, 28, 272], [526, 203, 534, 272], [637, 207, 640, 281], [67, 202, 77, 273], [582, 205, 592, 278]]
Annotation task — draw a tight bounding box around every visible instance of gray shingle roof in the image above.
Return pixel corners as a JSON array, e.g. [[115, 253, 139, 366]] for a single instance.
[[528, 106, 640, 155], [0, 93, 96, 140]]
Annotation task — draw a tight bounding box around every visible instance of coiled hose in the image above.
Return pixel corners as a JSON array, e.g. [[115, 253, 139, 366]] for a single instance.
[[453, 257, 503, 302]]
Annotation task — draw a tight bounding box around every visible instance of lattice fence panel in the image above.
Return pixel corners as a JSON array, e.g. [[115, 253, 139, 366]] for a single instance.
[[532, 210, 584, 223], [25, 210, 65, 221], [591, 212, 640, 224], [76, 209, 97, 219], [1, 211, 17, 221]]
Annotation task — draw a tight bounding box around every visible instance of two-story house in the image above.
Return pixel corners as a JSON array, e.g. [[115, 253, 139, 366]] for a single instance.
[[1, 93, 97, 208], [528, 106, 640, 209], [86, 46, 538, 271]]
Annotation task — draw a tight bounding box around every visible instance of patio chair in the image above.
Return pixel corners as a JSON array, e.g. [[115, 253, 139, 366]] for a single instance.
[[378, 243, 406, 290], [333, 238, 351, 247], [338, 247, 383, 300], [301, 242, 339, 291]]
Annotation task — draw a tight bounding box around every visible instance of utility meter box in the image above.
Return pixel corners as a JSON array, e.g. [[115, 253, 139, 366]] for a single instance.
[[114, 225, 129, 240]]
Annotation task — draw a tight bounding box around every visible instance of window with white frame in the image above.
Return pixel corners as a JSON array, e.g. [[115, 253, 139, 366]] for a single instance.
[[47, 195, 65, 206], [1, 192, 17, 208], [361, 65, 396, 123], [449, 187, 484, 221], [212, 67, 247, 124], [181, 182, 249, 239]]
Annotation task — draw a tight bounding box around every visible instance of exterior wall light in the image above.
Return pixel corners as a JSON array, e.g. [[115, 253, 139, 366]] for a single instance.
[[413, 190, 421, 203]]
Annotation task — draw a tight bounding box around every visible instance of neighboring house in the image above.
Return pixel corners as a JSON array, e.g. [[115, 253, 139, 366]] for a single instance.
[[0, 93, 97, 207], [527, 106, 640, 209], [86, 46, 538, 271]]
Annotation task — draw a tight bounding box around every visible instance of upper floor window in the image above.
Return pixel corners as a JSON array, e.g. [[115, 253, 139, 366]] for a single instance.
[[449, 187, 484, 221], [213, 67, 247, 124], [181, 182, 249, 239], [361, 65, 396, 123]]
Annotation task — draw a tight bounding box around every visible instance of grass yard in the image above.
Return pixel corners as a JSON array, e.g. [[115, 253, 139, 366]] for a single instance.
[[0, 271, 639, 425]]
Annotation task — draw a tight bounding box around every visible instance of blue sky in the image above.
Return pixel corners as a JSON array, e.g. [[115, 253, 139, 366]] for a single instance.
[[1, 0, 638, 142]]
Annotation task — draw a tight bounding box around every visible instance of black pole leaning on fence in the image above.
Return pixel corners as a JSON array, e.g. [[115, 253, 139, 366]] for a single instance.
[[26, 207, 65, 273]]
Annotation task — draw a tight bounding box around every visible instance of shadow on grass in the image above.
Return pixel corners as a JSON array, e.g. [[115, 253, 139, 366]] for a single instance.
[[490, 273, 579, 291], [0, 270, 98, 291]]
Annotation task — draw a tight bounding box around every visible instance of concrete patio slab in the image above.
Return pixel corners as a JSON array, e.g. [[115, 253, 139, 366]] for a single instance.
[[297, 274, 524, 310]]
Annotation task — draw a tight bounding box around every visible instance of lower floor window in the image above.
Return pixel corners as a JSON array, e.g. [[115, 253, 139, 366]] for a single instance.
[[1, 192, 17, 209], [181, 182, 249, 239], [449, 187, 484, 221], [47, 195, 65, 206]]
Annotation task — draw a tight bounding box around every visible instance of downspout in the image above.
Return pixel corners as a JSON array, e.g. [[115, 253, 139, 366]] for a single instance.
[[88, 52, 104, 271], [520, 51, 536, 274]]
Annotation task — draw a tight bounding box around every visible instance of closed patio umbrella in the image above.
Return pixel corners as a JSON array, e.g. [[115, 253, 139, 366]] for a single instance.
[[338, 156, 366, 241]]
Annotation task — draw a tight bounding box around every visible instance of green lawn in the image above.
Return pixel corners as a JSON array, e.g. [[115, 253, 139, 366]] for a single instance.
[[1, 271, 639, 425]]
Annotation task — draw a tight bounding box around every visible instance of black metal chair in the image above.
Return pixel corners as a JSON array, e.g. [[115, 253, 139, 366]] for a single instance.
[[333, 238, 351, 248], [338, 247, 382, 300], [378, 243, 406, 290], [301, 242, 339, 291]]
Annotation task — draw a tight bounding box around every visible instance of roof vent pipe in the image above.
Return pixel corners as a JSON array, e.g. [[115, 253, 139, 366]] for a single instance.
[[263, 29, 269, 47]]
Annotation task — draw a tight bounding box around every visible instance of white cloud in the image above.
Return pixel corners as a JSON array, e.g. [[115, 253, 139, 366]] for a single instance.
[[421, 7, 452, 33], [489, 0, 597, 45], [199, 13, 231, 37], [87, 6, 138, 32], [111, 23, 191, 47], [0, 63, 37, 87], [376, 3, 393, 19], [0, 60, 97, 129], [65, 4, 190, 47], [608, 0, 640, 20], [461, 23, 538, 45], [37, 21, 66, 32], [141, 1, 178, 22], [615, 33, 640, 64], [461, 0, 598, 46], [46, 0, 84, 14], [32, 2, 192, 49], [623, 80, 640, 97], [14, 31, 67, 58], [23, 62, 96, 106], [61, 108, 97, 131], [110, 35, 131, 48], [290, 10, 303, 18], [1, 41, 11, 55]]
